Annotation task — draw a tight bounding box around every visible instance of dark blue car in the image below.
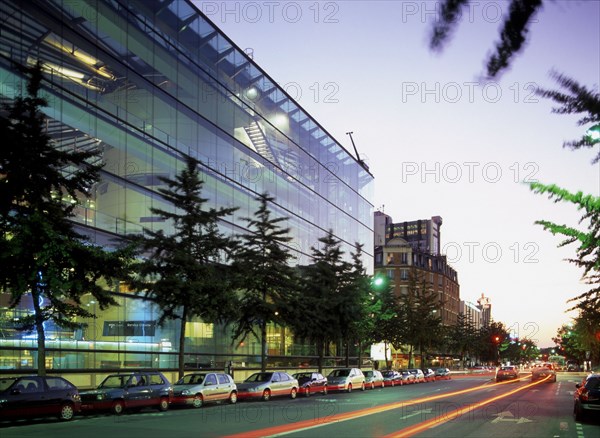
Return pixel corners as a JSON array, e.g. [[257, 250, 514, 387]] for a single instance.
[[0, 375, 81, 421]]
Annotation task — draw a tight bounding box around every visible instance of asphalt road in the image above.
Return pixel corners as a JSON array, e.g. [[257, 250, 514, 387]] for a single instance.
[[2, 373, 598, 437]]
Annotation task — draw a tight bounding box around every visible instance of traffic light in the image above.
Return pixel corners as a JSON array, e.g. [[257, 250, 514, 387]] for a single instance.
[[371, 274, 387, 290]]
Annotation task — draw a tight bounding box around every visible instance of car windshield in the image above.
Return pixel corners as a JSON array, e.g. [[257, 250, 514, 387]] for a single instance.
[[177, 374, 205, 385], [293, 373, 311, 380], [500, 367, 514, 371], [382, 371, 394, 377], [364, 371, 373, 377], [329, 369, 350, 378], [0, 377, 17, 392], [99, 375, 128, 389], [245, 373, 272, 383]]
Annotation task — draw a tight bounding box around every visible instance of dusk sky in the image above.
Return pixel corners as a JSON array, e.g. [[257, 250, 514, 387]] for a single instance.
[[198, 0, 600, 348]]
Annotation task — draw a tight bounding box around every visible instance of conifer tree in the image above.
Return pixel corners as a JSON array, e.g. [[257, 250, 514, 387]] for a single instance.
[[230, 193, 298, 372], [0, 64, 132, 375], [131, 155, 238, 378]]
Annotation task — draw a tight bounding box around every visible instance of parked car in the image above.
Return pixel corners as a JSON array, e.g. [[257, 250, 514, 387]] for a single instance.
[[574, 373, 600, 421], [0, 375, 81, 422], [496, 365, 519, 382], [327, 368, 365, 392], [531, 363, 556, 383], [381, 370, 402, 387], [435, 368, 451, 380], [79, 371, 172, 414], [237, 372, 298, 401], [363, 370, 385, 389], [422, 368, 436, 382], [292, 372, 327, 397], [171, 372, 237, 408], [399, 370, 416, 384], [407, 369, 425, 383]]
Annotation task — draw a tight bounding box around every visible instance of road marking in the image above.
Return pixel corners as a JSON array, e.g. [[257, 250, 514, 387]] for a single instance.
[[491, 411, 532, 424]]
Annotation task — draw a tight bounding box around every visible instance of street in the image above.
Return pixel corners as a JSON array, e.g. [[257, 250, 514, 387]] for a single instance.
[[1, 373, 598, 437]]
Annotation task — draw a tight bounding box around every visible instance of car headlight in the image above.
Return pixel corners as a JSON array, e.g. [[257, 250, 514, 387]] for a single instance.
[[181, 389, 190, 395]]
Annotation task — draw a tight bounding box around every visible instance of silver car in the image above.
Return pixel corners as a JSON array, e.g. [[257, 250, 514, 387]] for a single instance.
[[172, 373, 237, 408], [327, 368, 366, 392], [363, 370, 385, 389]]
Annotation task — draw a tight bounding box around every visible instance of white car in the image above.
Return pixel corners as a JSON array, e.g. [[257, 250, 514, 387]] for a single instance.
[[327, 368, 366, 392], [407, 369, 425, 383]]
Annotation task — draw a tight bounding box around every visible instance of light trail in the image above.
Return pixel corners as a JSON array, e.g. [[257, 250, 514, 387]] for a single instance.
[[222, 374, 549, 438], [384, 375, 551, 437]]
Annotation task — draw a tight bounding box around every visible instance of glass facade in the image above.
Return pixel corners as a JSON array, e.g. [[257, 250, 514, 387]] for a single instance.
[[0, 0, 373, 372]]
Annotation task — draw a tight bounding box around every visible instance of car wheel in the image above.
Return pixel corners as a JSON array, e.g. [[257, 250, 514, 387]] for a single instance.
[[322, 386, 328, 395], [158, 397, 169, 412], [290, 388, 297, 399], [59, 403, 75, 421], [381, 381, 385, 388], [192, 394, 203, 408], [112, 400, 125, 415], [229, 391, 238, 404], [371, 382, 375, 390], [262, 389, 271, 401], [347, 383, 352, 393], [361, 383, 366, 391], [304, 387, 311, 397], [391, 381, 394, 387]]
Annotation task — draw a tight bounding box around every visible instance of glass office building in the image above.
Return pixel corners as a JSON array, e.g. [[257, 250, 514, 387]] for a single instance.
[[0, 0, 373, 372]]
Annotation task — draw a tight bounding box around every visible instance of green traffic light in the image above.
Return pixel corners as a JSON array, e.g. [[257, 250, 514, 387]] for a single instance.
[[585, 124, 600, 144]]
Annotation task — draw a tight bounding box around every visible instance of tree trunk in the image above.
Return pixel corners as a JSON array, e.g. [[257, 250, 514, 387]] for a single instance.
[[261, 320, 267, 372], [32, 288, 46, 376], [317, 340, 324, 373], [408, 344, 414, 368], [345, 340, 350, 367], [357, 340, 362, 369], [384, 341, 389, 369], [178, 307, 188, 379]]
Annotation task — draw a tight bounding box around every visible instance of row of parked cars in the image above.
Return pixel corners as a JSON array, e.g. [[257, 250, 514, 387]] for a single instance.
[[0, 367, 453, 422]]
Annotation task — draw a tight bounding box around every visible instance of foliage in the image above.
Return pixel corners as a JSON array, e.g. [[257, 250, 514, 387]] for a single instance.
[[397, 269, 443, 367], [446, 312, 478, 365], [429, 0, 543, 78], [530, 183, 600, 311], [535, 72, 600, 163], [0, 64, 132, 375], [230, 193, 298, 372], [130, 155, 238, 378], [290, 230, 352, 371]]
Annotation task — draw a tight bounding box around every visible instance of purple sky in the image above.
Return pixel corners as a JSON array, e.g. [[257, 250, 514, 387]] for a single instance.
[[199, 0, 600, 348]]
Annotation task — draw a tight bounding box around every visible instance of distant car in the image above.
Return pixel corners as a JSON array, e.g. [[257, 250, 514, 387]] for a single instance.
[[422, 368, 436, 382], [574, 373, 600, 421], [363, 370, 385, 389], [0, 375, 81, 422], [79, 371, 172, 414], [237, 372, 298, 401], [381, 370, 402, 387], [171, 372, 237, 408], [407, 369, 425, 383], [292, 372, 327, 396], [327, 368, 365, 392], [435, 368, 451, 380], [399, 370, 416, 384], [496, 366, 519, 382], [531, 363, 556, 383]]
